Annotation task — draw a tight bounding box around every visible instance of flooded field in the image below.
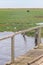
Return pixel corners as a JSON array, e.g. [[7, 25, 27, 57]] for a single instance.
[[0, 32, 43, 65]]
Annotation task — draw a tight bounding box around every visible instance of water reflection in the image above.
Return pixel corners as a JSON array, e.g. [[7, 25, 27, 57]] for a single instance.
[[0, 32, 43, 65], [15, 34, 35, 57]]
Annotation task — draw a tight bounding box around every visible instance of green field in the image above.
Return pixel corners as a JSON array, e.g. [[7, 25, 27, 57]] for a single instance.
[[0, 8, 43, 36]]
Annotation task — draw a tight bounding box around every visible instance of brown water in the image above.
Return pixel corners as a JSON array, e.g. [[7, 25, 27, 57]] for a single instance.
[[0, 32, 43, 65]]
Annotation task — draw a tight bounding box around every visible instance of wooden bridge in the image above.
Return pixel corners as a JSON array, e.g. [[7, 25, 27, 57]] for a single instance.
[[0, 26, 43, 65]]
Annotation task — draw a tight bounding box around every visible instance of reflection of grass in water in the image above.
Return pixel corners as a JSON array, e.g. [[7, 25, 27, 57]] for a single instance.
[[25, 28, 43, 37], [25, 31, 35, 37]]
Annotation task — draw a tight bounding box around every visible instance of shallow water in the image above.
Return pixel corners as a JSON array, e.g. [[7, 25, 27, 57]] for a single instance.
[[36, 22, 43, 25], [0, 32, 43, 65]]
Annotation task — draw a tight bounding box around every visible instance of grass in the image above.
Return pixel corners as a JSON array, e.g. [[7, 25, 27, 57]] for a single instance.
[[0, 8, 43, 36]]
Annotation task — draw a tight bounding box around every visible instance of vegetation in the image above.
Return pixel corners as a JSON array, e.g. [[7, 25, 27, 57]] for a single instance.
[[0, 8, 43, 36]]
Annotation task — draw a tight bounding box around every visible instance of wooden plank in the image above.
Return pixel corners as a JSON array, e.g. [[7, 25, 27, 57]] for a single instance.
[[11, 36, 15, 63], [14, 26, 43, 35], [0, 26, 43, 40], [0, 33, 14, 41]]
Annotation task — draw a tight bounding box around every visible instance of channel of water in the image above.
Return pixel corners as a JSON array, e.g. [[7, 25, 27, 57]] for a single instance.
[[0, 32, 43, 65]]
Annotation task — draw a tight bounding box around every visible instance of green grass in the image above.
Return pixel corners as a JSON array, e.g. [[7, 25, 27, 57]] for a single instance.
[[0, 8, 43, 36]]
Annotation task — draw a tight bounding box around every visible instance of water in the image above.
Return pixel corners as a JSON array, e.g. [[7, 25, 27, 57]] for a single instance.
[[0, 32, 43, 65], [36, 22, 43, 25]]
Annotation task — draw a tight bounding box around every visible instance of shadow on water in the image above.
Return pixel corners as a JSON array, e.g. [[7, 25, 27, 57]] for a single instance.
[[0, 32, 43, 65]]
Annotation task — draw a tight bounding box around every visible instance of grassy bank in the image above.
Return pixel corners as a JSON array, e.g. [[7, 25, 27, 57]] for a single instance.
[[0, 8, 43, 36]]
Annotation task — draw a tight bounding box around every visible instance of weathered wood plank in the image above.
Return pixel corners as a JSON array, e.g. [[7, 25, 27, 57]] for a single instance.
[[0, 33, 14, 41], [14, 26, 43, 35]]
